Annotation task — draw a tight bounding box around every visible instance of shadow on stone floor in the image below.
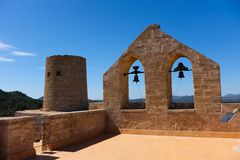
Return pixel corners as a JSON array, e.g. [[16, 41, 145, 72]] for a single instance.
[[57, 133, 118, 152], [27, 155, 59, 160]]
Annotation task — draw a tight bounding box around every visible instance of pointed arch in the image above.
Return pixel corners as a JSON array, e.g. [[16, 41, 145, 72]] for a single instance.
[[167, 52, 197, 108], [168, 57, 194, 109], [119, 55, 146, 109], [127, 60, 146, 109]]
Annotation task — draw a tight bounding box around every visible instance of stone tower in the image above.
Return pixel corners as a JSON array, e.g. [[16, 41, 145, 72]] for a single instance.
[[43, 55, 88, 111]]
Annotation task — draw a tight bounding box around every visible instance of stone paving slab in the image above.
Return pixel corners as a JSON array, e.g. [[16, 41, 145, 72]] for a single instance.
[[33, 134, 240, 160]]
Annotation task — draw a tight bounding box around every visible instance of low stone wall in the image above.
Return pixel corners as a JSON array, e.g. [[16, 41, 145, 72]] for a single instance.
[[221, 103, 240, 112], [120, 129, 240, 138], [15, 110, 66, 142], [0, 116, 36, 160], [106, 108, 240, 138], [42, 109, 106, 150], [89, 102, 104, 110], [15, 111, 45, 142]]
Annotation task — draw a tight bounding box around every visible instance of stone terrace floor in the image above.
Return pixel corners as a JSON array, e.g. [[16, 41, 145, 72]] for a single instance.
[[32, 134, 240, 160]]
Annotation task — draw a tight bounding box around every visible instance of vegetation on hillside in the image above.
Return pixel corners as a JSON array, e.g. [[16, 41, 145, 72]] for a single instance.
[[0, 89, 42, 117]]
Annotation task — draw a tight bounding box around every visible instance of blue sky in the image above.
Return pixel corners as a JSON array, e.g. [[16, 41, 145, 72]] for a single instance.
[[0, 0, 239, 99]]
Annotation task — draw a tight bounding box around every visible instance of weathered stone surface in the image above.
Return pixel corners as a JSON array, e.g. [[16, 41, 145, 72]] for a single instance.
[[119, 129, 240, 139], [0, 116, 36, 160], [102, 24, 240, 134], [222, 103, 240, 112], [41, 109, 106, 150], [15, 110, 59, 142], [43, 55, 88, 111], [104, 24, 221, 112], [89, 102, 104, 110], [106, 109, 240, 134]]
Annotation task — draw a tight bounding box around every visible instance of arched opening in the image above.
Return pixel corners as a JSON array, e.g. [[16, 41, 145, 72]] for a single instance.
[[123, 60, 146, 109], [169, 57, 194, 109]]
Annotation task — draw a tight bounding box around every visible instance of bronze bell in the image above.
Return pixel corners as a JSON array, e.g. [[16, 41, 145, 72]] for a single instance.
[[133, 75, 140, 83], [170, 62, 192, 79], [178, 71, 185, 79], [124, 65, 144, 83]]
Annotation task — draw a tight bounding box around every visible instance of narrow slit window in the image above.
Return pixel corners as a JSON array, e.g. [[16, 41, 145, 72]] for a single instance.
[[47, 72, 50, 77], [56, 71, 61, 76]]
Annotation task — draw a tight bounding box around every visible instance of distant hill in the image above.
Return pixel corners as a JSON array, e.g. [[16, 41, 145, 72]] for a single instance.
[[38, 96, 44, 100], [172, 94, 240, 103], [222, 94, 240, 103], [173, 95, 194, 103], [0, 89, 42, 117], [129, 98, 145, 102], [129, 94, 240, 103], [128, 96, 194, 103]]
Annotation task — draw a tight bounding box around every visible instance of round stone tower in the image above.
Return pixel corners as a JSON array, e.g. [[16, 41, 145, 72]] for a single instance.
[[43, 55, 88, 111]]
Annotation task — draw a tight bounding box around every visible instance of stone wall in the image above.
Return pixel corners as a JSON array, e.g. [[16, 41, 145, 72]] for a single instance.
[[119, 129, 240, 138], [42, 109, 106, 150], [221, 103, 240, 112], [89, 102, 104, 110], [104, 24, 221, 113], [102, 24, 233, 137], [106, 109, 240, 137], [0, 116, 36, 160], [15, 110, 50, 142]]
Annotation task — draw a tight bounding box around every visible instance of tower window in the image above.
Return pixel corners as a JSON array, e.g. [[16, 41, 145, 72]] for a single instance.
[[56, 71, 61, 76], [47, 72, 50, 77]]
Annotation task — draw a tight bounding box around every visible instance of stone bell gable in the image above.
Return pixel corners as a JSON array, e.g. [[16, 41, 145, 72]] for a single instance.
[[104, 24, 221, 113]]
